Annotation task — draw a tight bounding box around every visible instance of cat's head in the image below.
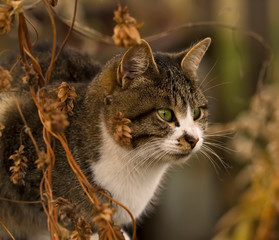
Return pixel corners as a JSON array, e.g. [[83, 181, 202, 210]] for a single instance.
[[102, 38, 211, 164]]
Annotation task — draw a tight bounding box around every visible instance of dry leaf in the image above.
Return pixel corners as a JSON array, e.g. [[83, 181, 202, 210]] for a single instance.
[[35, 151, 50, 170], [9, 145, 28, 185], [112, 5, 142, 48], [55, 197, 77, 225], [0, 66, 12, 91], [38, 89, 69, 132], [69, 217, 92, 240], [93, 203, 115, 228], [54, 82, 77, 116], [0, 0, 23, 35], [0, 4, 12, 34], [109, 112, 132, 146]]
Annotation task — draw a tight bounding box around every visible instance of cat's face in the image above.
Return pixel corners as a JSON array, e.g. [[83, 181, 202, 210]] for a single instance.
[[103, 38, 210, 164]]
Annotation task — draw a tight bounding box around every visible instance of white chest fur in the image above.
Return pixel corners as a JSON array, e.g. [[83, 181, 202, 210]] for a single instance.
[[92, 123, 169, 225]]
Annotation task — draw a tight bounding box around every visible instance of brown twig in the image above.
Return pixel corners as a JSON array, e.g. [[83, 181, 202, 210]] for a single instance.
[[24, 15, 39, 46], [9, 56, 21, 73], [54, 0, 78, 62], [0, 197, 41, 204], [58, 17, 114, 45], [0, 220, 15, 240], [18, 13, 45, 87], [144, 21, 273, 90], [41, 0, 57, 85], [8, 90, 41, 157], [101, 191, 137, 240]]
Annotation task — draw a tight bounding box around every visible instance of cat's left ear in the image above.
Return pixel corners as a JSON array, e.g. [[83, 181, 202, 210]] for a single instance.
[[117, 39, 159, 89], [181, 37, 211, 75]]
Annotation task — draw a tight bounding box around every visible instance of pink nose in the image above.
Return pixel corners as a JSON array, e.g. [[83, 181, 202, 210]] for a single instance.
[[184, 134, 199, 149]]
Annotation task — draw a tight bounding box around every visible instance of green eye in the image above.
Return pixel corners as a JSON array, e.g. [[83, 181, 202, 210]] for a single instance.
[[193, 107, 201, 121], [158, 109, 173, 122]]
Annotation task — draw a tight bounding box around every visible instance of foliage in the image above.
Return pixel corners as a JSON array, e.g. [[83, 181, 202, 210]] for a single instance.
[[214, 87, 279, 240]]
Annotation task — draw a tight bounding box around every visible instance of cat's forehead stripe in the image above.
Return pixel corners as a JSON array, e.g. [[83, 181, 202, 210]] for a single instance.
[[161, 65, 195, 110]]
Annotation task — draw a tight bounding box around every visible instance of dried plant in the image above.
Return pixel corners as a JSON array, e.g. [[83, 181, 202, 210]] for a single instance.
[[0, 66, 12, 91], [93, 203, 115, 227], [22, 64, 39, 86], [9, 145, 28, 185], [38, 89, 69, 133], [70, 217, 93, 240], [93, 203, 125, 240], [0, 1, 13, 35], [98, 225, 125, 240], [214, 86, 279, 240], [0, 0, 23, 35], [55, 197, 77, 226], [112, 5, 142, 48], [35, 151, 50, 170], [109, 112, 132, 146], [54, 82, 78, 116]]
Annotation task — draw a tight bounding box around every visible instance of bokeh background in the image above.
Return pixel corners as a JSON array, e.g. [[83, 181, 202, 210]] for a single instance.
[[1, 0, 279, 239]]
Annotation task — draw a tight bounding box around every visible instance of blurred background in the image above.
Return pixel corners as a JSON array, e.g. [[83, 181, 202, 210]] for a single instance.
[[1, 0, 279, 239]]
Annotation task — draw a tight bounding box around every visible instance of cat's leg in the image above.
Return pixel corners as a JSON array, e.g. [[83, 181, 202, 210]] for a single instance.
[[90, 230, 131, 240], [28, 231, 50, 240]]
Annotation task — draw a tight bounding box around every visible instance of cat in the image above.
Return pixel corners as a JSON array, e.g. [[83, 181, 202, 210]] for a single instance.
[[0, 37, 211, 240]]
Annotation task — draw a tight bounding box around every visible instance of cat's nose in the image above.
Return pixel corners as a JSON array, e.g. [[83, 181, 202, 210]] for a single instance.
[[184, 134, 199, 149]]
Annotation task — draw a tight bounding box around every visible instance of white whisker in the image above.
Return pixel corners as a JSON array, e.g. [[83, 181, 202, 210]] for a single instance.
[[199, 60, 218, 89], [203, 81, 231, 93]]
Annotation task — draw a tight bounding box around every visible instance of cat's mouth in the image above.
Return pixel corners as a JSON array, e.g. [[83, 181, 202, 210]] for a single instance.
[[167, 150, 192, 162]]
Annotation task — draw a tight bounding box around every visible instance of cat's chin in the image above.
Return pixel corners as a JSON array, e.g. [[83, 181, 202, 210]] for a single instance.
[[164, 152, 192, 164]]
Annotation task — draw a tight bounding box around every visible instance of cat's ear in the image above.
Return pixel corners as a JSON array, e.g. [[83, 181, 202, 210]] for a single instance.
[[181, 37, 211, 75], [117, 39, 159, 88]]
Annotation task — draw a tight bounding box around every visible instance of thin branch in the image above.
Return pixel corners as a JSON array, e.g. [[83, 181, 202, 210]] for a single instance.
[[0, 197, 41, 204], [0, 220, 15, 240], [9, 90, 41, 157], [57, 16, 114, 45], [144, 21, 273, 90], [41, 0, 57, 85], [101, 191, 137, 240], [24, 15, 39, 46], [54, 0, 78, 62], [22, 0, 42, 11]]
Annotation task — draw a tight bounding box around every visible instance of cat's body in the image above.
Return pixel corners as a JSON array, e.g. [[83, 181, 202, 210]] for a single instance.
[[0, 38, 211, 239]]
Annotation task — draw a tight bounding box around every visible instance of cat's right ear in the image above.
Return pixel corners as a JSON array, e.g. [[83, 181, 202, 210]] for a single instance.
[[117, 40, 159, 89]]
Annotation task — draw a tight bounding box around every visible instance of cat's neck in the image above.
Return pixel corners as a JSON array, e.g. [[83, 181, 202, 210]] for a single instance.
[[91, 121, 169, 225]]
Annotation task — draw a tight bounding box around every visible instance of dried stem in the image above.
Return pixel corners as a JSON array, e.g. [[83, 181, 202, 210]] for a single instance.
[[8, 90, 41, 157], [9, 56, 21, 73], [101, 191, 136, 240], [41, 0, 57, 85], [144, 21, 273, 90], [0, 197, 41, 204], [23, 0, 42, 11], [18, 12, 45, 87], [0, 220, 15, 240], [24, 15, 39, 46], [59, 17, 272, 90], [54, 0, 78, 62], [58, 17, 114, 45]]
